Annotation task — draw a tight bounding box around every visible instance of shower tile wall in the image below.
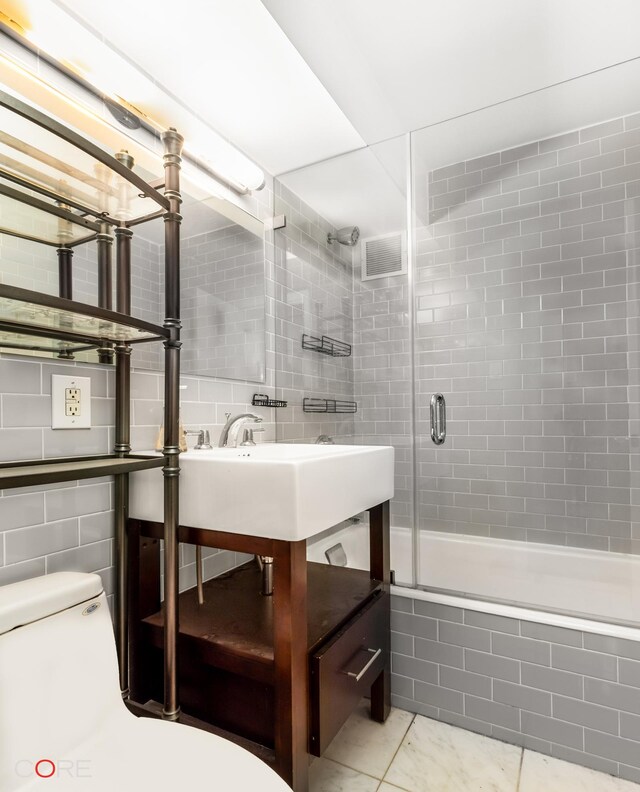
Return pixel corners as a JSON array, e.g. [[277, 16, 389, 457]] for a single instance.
[[352, 270, 414, 530], [416, 113, 640, 553], [273, 182, 356, 443]]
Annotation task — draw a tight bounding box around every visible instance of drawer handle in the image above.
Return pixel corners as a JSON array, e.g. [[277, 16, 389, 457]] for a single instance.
[[346, 648, 382, 682]]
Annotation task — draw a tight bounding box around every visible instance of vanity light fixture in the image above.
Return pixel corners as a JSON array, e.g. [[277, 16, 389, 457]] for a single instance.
[[0, 2, 266, 195]]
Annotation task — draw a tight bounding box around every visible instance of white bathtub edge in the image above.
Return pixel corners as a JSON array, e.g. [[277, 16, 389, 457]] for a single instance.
[[391, 584, 640, 643]]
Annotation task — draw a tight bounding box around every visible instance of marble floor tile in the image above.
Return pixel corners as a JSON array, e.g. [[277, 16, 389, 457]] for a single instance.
[[324, 701, 414, 779], [378, 784, 412, 792], [309, 757, 380, 792], [520, 750, 640, 792], [384, 715, 522, 792]]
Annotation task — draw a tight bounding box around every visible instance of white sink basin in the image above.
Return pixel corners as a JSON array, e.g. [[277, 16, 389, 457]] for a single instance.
[[130, 444, 394, 541]]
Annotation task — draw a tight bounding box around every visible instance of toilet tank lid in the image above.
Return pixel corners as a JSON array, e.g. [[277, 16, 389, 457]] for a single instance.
[[0, 572, 103, 635]]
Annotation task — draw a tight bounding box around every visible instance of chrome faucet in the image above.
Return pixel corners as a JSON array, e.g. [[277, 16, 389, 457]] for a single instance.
[[218, 413, 263, 448]]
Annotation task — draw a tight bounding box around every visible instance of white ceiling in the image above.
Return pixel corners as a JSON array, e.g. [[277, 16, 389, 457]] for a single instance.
[[263, 0, 640, 148]]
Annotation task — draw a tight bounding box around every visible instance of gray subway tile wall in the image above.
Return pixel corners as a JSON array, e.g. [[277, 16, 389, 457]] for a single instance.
[[273, 181, 356, 443], [415, 111, 640, 553], [352, 254, 413, 531], [391, 594, 640, 784]]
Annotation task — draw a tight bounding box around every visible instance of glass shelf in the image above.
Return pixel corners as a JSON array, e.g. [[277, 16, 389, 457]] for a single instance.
[[0, 454, 164, 490], [0, 186, 99, 246], [0, 329, 99, 359], [0, 284, 168, 348], [0, 89, 168, 235]]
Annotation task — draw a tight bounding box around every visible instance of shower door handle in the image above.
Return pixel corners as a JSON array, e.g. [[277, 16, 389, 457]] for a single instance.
[[430, 393, 446, 445]]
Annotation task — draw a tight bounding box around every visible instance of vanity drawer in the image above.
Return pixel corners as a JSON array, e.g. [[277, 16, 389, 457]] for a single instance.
[[309, 590, 389, 756]]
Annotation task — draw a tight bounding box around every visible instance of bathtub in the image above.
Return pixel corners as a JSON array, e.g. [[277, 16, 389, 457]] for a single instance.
[[307, 524, 640, 639]]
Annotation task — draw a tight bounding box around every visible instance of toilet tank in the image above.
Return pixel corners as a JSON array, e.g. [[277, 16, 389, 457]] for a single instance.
[[0, 573, 123, 791]]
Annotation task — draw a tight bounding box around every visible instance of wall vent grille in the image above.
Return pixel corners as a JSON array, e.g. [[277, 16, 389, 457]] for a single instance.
[[361, 232, 406, 281]]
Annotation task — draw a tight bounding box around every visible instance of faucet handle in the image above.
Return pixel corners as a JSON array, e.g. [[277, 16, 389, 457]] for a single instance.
[[239, 427, 265, 447], [184, 428, 213, 450]]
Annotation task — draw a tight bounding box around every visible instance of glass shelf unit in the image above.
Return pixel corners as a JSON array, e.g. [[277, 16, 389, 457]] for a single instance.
[[0, 75, 184, 721], [0, 454, 165, 490], [0, 89, 168, 236], [0, 284, 168, 352]]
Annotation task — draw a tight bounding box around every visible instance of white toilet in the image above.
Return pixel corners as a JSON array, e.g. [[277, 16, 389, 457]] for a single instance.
[[0, 572, 292, 791]]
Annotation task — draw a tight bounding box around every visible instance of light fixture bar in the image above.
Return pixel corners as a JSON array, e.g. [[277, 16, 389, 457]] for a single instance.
[[0, 20, 265, 196]]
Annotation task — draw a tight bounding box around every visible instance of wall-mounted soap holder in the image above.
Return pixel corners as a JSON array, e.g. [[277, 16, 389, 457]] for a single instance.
[[303, 397, 357, 414], [302, 333, 351, 357], [252, 394, 288, 408]]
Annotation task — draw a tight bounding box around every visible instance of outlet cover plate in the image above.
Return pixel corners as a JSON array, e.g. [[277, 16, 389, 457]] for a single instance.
[[51, 374, 91, 429]]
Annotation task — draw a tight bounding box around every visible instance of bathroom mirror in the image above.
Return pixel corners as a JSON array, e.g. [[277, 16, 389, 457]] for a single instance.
[[131, 193, 267, 382], [0, 191, 268, 382]]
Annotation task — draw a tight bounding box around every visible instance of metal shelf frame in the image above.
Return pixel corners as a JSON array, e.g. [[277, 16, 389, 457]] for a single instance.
[[0, 454, 164, 489], [302, 397, 358, 414], [0, 93, 184, 723], [0, 89, 169, 223], [302, 333, 351, 357], [0, 283, 168, 347]]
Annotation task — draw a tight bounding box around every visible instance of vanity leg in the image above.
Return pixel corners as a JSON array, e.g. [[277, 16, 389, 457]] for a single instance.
[[273, 539, 309, 792], [128, 519, 161, 705], [369, 501, 391, 723]]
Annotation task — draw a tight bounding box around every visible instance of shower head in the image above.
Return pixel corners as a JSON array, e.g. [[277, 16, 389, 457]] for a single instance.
[[327, 226, 360, 246]]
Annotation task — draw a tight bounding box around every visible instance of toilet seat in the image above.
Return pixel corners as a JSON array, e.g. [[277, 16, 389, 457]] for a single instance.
[[19, 709, 291, 790]]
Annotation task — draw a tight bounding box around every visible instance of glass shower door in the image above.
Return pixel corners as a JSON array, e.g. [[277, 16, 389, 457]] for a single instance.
[[411, 60, 640, 598], [274, 135, 416, 584]]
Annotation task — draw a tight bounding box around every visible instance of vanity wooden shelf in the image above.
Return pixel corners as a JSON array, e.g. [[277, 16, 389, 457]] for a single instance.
[[132, 559, 387, 758], [0, 454, 165, 489]]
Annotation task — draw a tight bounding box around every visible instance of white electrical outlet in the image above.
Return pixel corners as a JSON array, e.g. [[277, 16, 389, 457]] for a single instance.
[[52, 375, 91, 429]]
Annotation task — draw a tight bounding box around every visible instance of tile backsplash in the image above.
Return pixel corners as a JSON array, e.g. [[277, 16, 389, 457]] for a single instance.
[[0, 357, 275, 603]]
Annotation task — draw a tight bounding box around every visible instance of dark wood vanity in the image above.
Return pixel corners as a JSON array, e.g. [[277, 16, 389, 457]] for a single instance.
[[127, 501, 390, 792]]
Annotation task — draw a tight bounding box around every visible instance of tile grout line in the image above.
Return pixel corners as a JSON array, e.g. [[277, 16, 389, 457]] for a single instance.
[[323, 712, 417, 787], [319, 755, 385, 786], [515, 748, 525, 792], [379, 712, 417, 788]]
